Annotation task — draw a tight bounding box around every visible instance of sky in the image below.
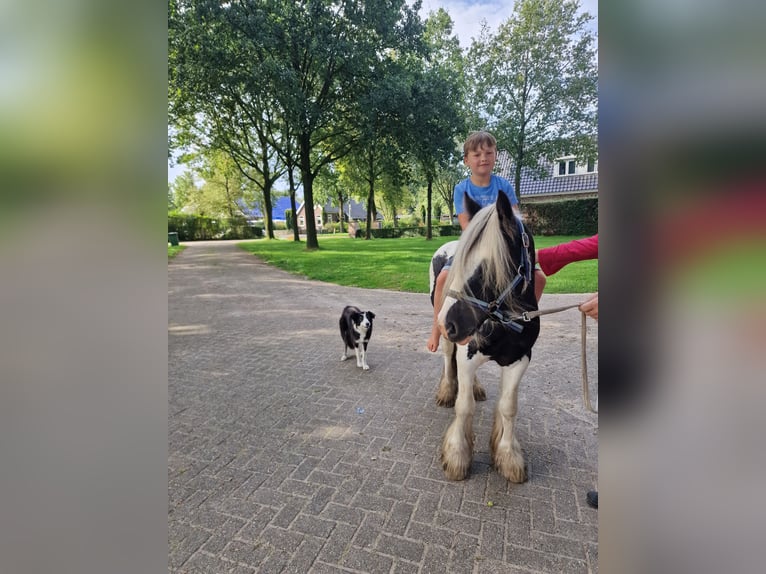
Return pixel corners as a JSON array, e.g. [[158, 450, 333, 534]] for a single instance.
[[417, 0, 597, 47], [168, 0, 598, 183]]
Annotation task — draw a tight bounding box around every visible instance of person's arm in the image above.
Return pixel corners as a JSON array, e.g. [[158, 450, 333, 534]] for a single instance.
[[458, 212, 470, 230], [537, 234, 598, 276]]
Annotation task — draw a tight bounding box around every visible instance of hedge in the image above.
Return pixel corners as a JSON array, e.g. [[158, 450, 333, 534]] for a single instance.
[[168, 198, 597, 241], [168, 215, 263, 241], [351, 198, 597, 238], [522, 197, 598, 236], [354, 224, 461, 239]]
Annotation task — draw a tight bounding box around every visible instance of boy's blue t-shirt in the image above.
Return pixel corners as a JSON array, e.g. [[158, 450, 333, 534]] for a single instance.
[[454, 174, 517, 214]]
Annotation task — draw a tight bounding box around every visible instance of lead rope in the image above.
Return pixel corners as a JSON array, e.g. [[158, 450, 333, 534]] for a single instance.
[[580, 310, 597, 414], [515, 303, 597, 413], [449, 294, 598, 413]]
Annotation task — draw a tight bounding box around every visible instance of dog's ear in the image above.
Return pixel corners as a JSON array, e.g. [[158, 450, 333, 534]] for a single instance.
[[368, 312, 376, 319], [465, 193, 481, 219]]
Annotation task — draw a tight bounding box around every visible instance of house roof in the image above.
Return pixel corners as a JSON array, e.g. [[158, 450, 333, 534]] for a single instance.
[[495, 150, 598, 198], [297, 199, 383, 220], [243, 196, 295, 220], [323, 199, 383, 220]]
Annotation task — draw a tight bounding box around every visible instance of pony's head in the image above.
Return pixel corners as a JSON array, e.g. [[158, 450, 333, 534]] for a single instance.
[[438, 192, 531, 343]]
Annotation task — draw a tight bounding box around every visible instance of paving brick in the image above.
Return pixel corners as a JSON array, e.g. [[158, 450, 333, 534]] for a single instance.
[[376, 532, 425, 563], [342, 546, 393, 573], [283, 538, 324, 573], [384, 500, 415, 536], [505, 544, 590, 573], [220, 539, 269, 568], [405, 521, 455, 549], [352, 512, 386, 548], [317, 522, 358, 563], [271, 496, 306, 528], [292, 513, 336, 539], [169, 241, 598, 574]]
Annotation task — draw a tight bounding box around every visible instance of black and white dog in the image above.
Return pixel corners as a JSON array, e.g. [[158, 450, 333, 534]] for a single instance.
[[339, 306, 375, 370]]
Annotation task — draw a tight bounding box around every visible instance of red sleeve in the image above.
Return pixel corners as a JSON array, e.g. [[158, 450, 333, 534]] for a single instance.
[[537, 234, 598, 276]]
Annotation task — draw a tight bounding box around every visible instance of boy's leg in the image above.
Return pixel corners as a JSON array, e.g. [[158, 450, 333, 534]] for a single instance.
[[427, 269, 449, 352]]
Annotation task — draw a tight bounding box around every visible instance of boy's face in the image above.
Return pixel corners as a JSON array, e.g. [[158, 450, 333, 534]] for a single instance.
[[464, 144, 496, 178]]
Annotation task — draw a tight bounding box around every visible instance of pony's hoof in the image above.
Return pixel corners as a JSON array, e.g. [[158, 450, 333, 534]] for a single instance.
[[362, 365, 370, 371], [472, 380, 487, 402], [494, 456, 528, 483], [340, 355, 348, 361], [441, 457, 470, 481], [435, 392, 456, 408], [441, 431, 474, 480]]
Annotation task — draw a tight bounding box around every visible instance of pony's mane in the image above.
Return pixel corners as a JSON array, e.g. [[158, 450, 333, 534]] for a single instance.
[[446, 203, 518, 299]]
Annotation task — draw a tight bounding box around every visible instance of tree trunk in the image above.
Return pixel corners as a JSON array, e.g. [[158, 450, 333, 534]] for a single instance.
[[300, 134, 319, 249], [426, 176, 433, 240], [287, 165, 300, 241], [514, 139, 524, 205], [336, 191, 345, 234], [262, 182, 275, 240], [365, 179, 374, 240]]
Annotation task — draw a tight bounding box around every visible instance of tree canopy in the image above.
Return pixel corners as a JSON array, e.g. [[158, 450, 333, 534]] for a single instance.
[[467, 0, 598, 202], [169, 0, 598, 240]]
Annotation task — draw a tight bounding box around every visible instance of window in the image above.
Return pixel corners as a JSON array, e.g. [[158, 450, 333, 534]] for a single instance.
[[556, 156, 576, 177], [555, 155, 598, 176]]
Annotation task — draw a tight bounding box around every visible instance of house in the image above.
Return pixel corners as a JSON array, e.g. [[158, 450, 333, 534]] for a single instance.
[[240, 196, 295, 223], [495, 150, 598, 202], [295, 199, 383, 232]]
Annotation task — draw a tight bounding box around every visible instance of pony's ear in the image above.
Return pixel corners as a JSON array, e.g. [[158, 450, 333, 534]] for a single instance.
[[464, 193, 481, 219], [496, 191, 515, 224]]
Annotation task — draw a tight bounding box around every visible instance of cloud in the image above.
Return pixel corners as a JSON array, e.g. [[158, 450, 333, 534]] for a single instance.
[[417, 0, 598, 47]]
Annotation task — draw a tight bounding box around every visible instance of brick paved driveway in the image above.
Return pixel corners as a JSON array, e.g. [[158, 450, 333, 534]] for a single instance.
[[169, 240, 598, 573]]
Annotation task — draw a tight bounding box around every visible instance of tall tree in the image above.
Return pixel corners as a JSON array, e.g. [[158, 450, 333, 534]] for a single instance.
[[347, 58, 415, 239], [272, 123, 302, 241], [169, 0, 286, 239], [406, 8, 466, 239], [169, 170, 198, 213], [468, 0, 597, 202], [314, 164, 347, 234], [194, 149, 255, 218], [433, 157, 465, 223], [170, 0, 425, 249]]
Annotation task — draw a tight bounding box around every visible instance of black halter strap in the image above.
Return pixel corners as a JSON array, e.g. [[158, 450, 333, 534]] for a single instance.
[[447, 218, 533, 333]]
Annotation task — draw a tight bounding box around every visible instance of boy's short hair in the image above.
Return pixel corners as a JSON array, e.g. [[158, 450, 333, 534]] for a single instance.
[[463, 131, 497, 157]]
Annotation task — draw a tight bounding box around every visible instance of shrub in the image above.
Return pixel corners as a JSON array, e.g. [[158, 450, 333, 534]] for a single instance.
[[168, 215, 264, 241], [522, 198, 598, 236], [353, 224, 462, 239]]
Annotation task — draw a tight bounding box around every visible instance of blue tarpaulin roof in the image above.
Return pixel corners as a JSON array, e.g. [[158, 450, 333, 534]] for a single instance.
[[242, 196, 295, 221]]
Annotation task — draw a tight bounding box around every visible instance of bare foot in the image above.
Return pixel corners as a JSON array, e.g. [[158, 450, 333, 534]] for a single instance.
[[426, 331, 440, 352]]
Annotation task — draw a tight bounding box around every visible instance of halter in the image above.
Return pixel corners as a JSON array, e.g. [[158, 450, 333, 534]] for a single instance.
[[447, 217, 533, 333]]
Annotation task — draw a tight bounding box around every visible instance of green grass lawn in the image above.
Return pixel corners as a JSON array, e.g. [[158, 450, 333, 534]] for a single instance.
[[238, 234, 597, 294], [168, 245, 186, 259]]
